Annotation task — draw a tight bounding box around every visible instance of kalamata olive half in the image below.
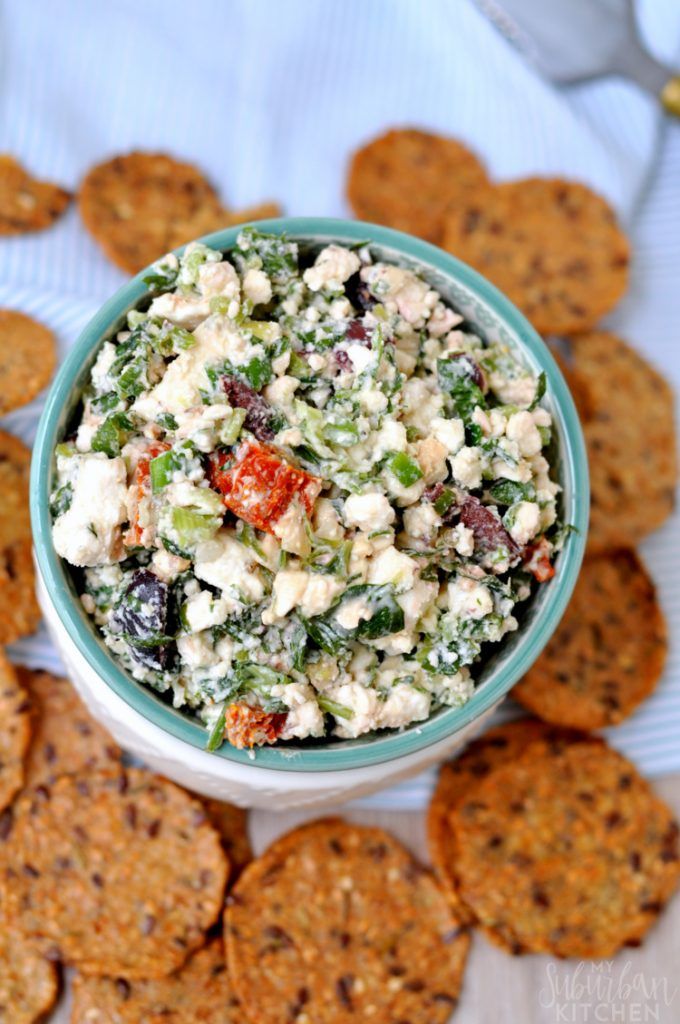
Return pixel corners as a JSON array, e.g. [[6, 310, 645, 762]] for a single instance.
[[110, 569, 174, 671], [222, 375, 276, 442]]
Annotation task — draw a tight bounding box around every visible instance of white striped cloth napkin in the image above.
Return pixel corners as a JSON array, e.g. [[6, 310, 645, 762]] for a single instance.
[[1, 0, 678, 808]]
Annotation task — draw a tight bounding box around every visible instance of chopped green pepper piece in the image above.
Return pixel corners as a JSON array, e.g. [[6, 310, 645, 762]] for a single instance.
[[385, 451, 423, 487]]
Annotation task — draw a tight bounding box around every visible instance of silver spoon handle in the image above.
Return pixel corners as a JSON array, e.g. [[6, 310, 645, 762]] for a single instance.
[[610, 34, 680, 117]]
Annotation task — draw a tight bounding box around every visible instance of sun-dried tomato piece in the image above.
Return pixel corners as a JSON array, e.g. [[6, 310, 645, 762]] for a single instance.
[[222, 375, 276, 442], [224, 703, 288, 749], [124, 441, 170, 547], [459, 495, 520, 561], [523, 537, 556, 583], [209, 440, 322, 534]]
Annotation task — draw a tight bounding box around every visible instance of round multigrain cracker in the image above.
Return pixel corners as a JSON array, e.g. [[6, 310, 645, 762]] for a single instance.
[[0, 310, 57, 415], [0, 539, 40, 645], [0, 429, 31, 548], [0, 906, 58, 1024], [200, 798, 252, 880], [566, 331, 677, 551], [70, 936, 240, 1024], [0, 154, 71, 236], [78, 152, 226, 274], [451, 740, 680, 957], [0, 651, 30, 813], [17, 668, 121, 788], [0, 432, 39, 644], [221, 201, 282, 229], [226, 818, 469, 1024], [428, 719, 579, 922], [1, 767, 228, 978], [514, 550, 667, 729], [347, 128, 489, 243], [443, 178, 630, 335]]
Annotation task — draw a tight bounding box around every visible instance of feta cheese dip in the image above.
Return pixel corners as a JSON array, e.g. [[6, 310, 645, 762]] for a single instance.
[[51, 229, 564, 752]]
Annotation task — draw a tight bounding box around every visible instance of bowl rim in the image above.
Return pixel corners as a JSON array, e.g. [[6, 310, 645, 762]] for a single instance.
[[31, 216, 588, 774]]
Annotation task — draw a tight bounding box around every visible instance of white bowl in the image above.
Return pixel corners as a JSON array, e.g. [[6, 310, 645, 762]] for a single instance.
[[31, 218, 588, 809]]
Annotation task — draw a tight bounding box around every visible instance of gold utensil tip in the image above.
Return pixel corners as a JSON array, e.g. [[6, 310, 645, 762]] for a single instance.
[[661, 76, 680, 117]]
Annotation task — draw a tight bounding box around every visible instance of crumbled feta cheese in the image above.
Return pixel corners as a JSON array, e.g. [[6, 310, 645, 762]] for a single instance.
[[378, 683, 430, 729], [367, 546, 418, 591], [90, 342, 116, 392], [303, 244, 360, 292], [403, 503, 441, 540], [415, 437, 448, 483], [384, 472, 426, 507], [361, 264, 437, 327], [272, 501, 310, 556], [489, 371, 537, 407], [508, 500, 541, 545], [326, 682, 381, 739], [263, 570, 343, 622], [344, 493, 395, 532], [52, 454, 127, 567], [428, 304, 463, 338], [177, 632, 219, 669], [373, 419, 408, 459], [447, 577, 493, 620], [151, 548, 190, 582], [275, 682, 325, 740], [398, 579, 438, 631], [451, 446, 483, 489], [264, 375, 300, 410], [450, 524, 475, 556], [506, 410, 543, 457], [314, 498, 344, 541], [346, 343, 375, 375], [334, 596, 373, 631], [183, 590, 230, 631], [401, 377, 443, 434], [197, 260, 240, 300], [194, 530, 264, 608], [242, 267, 272, 306], [148, 292, 211, 330], [431, 415, 465, 454]]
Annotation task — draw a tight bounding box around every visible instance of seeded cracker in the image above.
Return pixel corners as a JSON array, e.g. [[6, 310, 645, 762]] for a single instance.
[[0, 906, 58, 1024], [451, 740, 680, 957], [347, 127, 489, 243], [566, 331, 677, 551], [0, 651, 30, 813], [0, 539, 40, 645], [221, 201, 282, 228], [0, 431, 39, 643], [78, 152, 226, 273], [0, 154, 70, 235], [1, 767, 228, 978], [226, 818, 469, 1024], [428, 719, 576, 921], [514, 550, 667, 729], [0, 310, 57, 414], [443, 178, 630, 335], [17, 668, 121, 787], [70, 936, 240, 1024], [0, 430, 31, 549], [200, 798, 252, 879]]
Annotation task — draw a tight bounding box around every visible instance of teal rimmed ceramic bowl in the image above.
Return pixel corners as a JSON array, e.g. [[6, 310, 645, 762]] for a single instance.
[[31, 217, 588, 791]]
